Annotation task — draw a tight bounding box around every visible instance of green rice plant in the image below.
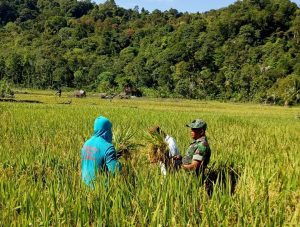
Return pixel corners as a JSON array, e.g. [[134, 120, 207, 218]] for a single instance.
[[113, 126, 142, 161], [204, 161, 240, 197], [0, 90, 299, 226]]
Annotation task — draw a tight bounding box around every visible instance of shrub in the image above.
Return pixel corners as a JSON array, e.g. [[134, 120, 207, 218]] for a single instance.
[[268, 74, 300, 105], [0, 80, 14, 98]]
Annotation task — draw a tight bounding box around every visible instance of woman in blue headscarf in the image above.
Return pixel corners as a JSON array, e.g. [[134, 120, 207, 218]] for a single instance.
[[81, 116, 121, 187]]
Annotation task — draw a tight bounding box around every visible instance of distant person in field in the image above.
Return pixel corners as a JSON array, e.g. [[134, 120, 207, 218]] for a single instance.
[[81, 116, 121, 188], [179, 119, 211, 176], [149, 126, 180, 176], [55, 88, 62, 97]]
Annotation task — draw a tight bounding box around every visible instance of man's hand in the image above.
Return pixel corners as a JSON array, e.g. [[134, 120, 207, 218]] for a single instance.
[[182, 160, 201, 171], [173, 155, 182, 160]]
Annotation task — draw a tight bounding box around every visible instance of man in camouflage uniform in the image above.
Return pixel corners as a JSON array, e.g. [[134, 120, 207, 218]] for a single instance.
[[181, 119, 211, 176]]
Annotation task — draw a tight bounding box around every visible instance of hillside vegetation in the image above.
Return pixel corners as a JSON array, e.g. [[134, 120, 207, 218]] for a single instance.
[[0, 0, 300, 104]]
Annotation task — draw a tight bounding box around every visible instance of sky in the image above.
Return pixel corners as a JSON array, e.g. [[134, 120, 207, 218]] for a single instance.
[[94, 0, 300, 13]]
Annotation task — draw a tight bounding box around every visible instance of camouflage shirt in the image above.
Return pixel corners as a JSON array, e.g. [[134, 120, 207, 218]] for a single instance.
[[182, 136, 211, 168]]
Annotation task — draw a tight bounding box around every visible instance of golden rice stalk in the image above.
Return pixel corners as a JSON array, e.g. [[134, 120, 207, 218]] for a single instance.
[[144, 129, 169, 164]]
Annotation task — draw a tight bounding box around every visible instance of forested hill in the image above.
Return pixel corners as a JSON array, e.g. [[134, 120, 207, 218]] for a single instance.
[[0, 0, 300, 103]]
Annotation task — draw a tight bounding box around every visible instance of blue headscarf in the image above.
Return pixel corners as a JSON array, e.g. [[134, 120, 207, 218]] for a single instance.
[[93, 116, 113, 143]]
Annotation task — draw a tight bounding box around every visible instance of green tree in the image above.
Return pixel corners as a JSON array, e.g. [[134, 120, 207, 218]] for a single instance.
[[53, 67, 72, 87], [0, 1, 17, 25], [5, 53, 24, 85], [268, 74, 300, 104], [67, 0, 94, 18], [97, 71, 116, 92], [34, 58, 54, 88], [0, 57, 5, 80], [45, 16, 67, 34]]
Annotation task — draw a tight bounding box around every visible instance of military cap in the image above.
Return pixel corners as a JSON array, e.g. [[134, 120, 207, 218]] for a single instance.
[[186, 119, 207, 130]]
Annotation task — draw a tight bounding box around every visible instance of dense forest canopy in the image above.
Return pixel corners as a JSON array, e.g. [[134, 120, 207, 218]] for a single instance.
[[0, 0, 299, 104]]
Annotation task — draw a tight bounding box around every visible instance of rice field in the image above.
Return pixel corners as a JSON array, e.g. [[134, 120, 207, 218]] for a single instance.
[[0, 91, 299, 226]]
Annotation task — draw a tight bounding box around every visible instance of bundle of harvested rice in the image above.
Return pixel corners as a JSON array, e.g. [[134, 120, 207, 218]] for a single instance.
[[144, 126, 170, 164]]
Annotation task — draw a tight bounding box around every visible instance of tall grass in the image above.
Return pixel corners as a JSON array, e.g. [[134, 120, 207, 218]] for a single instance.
[[0, 93, 299, 226]]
